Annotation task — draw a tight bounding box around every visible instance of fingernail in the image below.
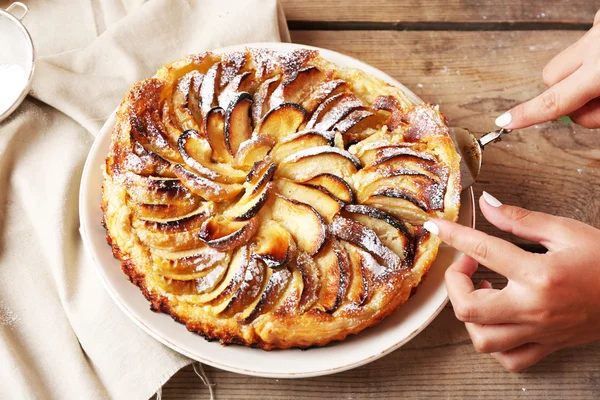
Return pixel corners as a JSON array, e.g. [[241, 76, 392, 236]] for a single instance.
[[495, 112, 512, 127], [482, 191, 503, 207], [423, 220, 439, 235]]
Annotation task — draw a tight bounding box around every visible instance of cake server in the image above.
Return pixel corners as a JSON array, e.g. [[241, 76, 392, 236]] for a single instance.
[[451, 127, 513, 190]]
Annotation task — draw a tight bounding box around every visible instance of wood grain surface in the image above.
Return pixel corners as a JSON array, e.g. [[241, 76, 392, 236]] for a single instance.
[[161, 5, 600, 399], [281, 0, 600, 25]]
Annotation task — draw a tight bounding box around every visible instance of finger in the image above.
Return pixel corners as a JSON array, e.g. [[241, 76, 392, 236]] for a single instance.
[[541, 34, 588, 87], [495, 67, 600, 129], [492, 343, 556, 373], [424, 219, 532, 279], [595, 10, 600, 26], [466, 323, 538, 353], [479, 192, 567, 250], [477, 280, 493, 289], [445, 256, 526, 324], [569, 98, 600, 129]]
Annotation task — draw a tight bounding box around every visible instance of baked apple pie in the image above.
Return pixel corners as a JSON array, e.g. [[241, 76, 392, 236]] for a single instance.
[[101, 48, 461, 349]]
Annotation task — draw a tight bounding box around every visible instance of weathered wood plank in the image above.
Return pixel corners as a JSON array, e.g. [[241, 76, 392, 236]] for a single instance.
[[289, 30, 600, 245], [281, 0, 600, 25]]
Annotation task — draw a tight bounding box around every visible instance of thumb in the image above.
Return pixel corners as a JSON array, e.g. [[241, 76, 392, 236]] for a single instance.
[[478, 191, 573, 251]]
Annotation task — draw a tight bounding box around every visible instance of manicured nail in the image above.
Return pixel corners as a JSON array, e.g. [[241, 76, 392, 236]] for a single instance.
[[423, 220, 439, 235], [482, 191, 503, 207], [495, 112, 512, 127]]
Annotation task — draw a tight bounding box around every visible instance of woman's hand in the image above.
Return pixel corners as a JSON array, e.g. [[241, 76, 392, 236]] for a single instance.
[[423, 192, 600, 372], [494, 10, 600, 129]]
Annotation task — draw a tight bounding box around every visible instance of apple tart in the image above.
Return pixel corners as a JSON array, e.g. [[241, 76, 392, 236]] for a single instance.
[[102, 48, 461, 349]]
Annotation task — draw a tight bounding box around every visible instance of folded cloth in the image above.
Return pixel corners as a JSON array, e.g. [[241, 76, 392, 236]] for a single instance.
[[0, 0, 289, 398]]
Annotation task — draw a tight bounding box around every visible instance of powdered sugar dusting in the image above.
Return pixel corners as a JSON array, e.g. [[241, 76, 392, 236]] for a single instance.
[[282, 145, 361, 168], [196, 264, 227, 293], [314, 96, 364, 132], [358, 249, 387, 277], [220, 51, 247, 87]]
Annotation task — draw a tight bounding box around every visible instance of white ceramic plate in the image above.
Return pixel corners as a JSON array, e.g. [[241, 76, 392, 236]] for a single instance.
[[79, 42, 475, 378]]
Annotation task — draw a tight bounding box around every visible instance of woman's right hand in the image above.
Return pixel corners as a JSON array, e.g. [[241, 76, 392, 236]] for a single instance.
[[494, 10, 600, 130]]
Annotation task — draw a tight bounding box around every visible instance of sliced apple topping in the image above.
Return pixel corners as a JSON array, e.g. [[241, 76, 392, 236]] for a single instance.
[[199, 215, 259, 251], [363, 191, 431, 224], [130, 200, 202, 221], [274, 179, 342, 223], [216, 256, 266, 317], [358, 174, 440, 212], [243, 267, 291, 322], [155, 263, 227, 296], [341, 243, 370, 306], [172, 70, 204, 131], [372, 95, 407, 131], [252, 220, 294, 269], [152, 246, 231, 280], [276, 146, 361, 182], [232, 134, 275, 169], [257, 103, 306, 142], [306, 92, 365, 131], [245, 158, 277, 194], [304, 173, 355, 203], [269, 130, 333, 164], [203, 107, 231, 164], [333, 109, 373, 135], [269, 193, 327, 255], [200, 63, 221, 116], [296, 252, 321, 312], [172, 164, 243, 202], [218, 71, 254, 109], [199, 245, 250, 304], [301, 79, 349, 113], [331, 215, 402, 270], [343, 204, 413, 267], [133, 214, 206, 251], [252, 75, 280, 126], [124, 174, 197, 205], [225, 182, 272, 221], [178, 129, 247, 183], [130, 112, 182, 163], [224, 92, 253, 156], [314, 241, 350, 313], [269, 66, 325, 108]]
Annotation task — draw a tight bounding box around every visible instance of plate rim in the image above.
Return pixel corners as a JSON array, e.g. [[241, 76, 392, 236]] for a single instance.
[[79, 42, 475, 378]]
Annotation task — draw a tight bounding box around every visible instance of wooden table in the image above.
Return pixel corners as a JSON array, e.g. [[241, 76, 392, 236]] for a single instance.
[[162, 2, 600, 398]]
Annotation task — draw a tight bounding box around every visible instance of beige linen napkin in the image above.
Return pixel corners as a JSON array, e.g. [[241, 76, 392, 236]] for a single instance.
[[0, 0, 289, 398]]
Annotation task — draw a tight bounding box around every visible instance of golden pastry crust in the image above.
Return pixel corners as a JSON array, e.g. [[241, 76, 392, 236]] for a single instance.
[[101, 48, 461, 350]]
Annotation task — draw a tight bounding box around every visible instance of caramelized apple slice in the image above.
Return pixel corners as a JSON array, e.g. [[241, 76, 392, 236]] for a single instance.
[[200, 63, 220, 115], [333, 109, 373, 134], [274, 179, 342, 223], [216, 256, 266, 316], [270, 66, 325, 108], [314, 241, 350, 313], [296, 252, 321, 312], [270, 193, 326, 255], [354, 144, 434, 168], [204, 107, 231, 163], [331, 215, 402, 269], [224, 92, 253, 156], [301, 79, 349, 113], [178, 129, 246, 183], [130, 112, 181, 163], [358, 175, 442, 212], [152, 246, 231, 280], [132, 209, 209, 251], [252, 75, 280, 125], [276, 146, 361, 181], [257, 103, 306, 142], [344, 204, 413, 265], [304, 173, 355, 203], [155, 264, 227, 296], [197, 245, 250, 304], [363, 191, 431, 224], [172, 70, 204, 131], [243, 267, 291, 322], [199, 215, 259, 250], [225, 182, 272, 221], [341, 243, 370, 306], [172, 164, 243, 202], [252, 219, 294, 268], [232, 134, 275, 169], [306, 92, 364, 131], [130, 200, 202, 221], [245, 158, 277, 195], [269, 130, 333, 164], [124, 174, 197, 205], [218, 71, 253, 109]]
